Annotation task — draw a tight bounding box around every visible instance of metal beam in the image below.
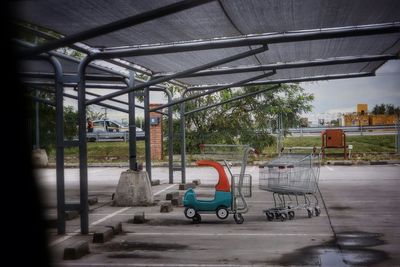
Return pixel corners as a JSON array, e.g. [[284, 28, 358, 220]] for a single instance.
[[15, 24, 154, 77], [22, 80, 128, 90], [18, 0, 216, 57], [187, 72, 376, 90], [185, 84, 281, 115], [33, 86, 130, 114], [20, 72, 125, 83], [86, 46, 268, 105], [155, 54, 399, 78], [149, 70, 276, 112], [29, 95, 55, 107], [101, 22, 400, 57], [16, 25, 189, 88], [84, 90, 167, 116]]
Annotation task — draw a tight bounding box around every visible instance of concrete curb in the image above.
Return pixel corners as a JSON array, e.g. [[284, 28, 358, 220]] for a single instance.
[[63, 241, 89, 260], [93, 227, 113, 243]]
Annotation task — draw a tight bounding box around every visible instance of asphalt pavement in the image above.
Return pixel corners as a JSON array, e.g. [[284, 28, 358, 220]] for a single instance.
[[34, 164, 400, 266]]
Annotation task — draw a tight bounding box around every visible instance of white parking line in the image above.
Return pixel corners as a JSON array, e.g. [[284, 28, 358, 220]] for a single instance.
[[394, 164, 400, 167], [58, 263, 266, 267], [153, 184, 176, 196], [125, 232, 331, 237], [324, 165, 334, 171], [50, 185, 177, 247], [50, 207, 131, 247]]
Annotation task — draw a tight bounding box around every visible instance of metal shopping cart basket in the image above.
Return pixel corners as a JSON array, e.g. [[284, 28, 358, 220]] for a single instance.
[[259, 147, 321, 221], [183, 144, 254, 224]]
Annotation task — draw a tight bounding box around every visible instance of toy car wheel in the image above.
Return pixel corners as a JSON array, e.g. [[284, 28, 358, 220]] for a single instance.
[[234, 213, 244, 224], [184, 207, 196, 219], [192, 213, 201, 223], [216, 207, 229, 220]]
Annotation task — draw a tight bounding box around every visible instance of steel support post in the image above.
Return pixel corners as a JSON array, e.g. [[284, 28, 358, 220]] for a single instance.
[[35, 89, 40, 149], [48, 56, 66, 235], [150, 88, 174, 184], [180, 102, 186, 184], [19, 0, 215, 58], [77, 59, 90, 234], [397, 116, 400, 154], [128, 72, 137, 170], [144, 87, 151, 180]]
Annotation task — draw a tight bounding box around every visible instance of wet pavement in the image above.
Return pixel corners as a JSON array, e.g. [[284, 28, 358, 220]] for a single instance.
[[34, 164, 400, 266]]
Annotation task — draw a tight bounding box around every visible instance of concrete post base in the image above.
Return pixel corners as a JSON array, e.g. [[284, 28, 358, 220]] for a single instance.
[[114, 170, 154, 206], [32, 148, 48, 168]]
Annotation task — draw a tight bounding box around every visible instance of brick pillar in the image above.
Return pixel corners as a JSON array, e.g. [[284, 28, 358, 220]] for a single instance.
[[149, 104, 163, 160]]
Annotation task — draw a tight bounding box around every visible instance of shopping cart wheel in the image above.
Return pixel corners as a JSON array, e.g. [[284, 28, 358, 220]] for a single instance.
[[234, 213, 244, 224], [314, 207, 321, 216], [192, 213, 201, 224], [266, 212, 274, 221], [288, 211, 295, 220], [216, 206, 229, 220], [307, 208, 313, 218], [184, 207, 196, 219], [280, 212, 288, 221]]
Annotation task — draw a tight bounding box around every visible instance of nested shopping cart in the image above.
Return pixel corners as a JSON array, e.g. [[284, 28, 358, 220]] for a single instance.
[[259, 147, 321, 221], [183, 144, 253, 224]]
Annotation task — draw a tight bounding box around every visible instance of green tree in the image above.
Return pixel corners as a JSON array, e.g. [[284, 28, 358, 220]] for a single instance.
[[181, 84, 314, 153], [372, 104, 386, 115], [86, 106, 104, 120]]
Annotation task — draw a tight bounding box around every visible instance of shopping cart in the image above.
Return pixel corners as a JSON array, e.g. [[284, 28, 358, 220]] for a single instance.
[[259, 147, 321, 221], [183, 144, 254, 224]]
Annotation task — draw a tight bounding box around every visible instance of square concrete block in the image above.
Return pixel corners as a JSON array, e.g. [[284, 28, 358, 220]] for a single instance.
[[93, 227, 114, 243], [171, 198, 183, 206], [133, 211, 146, 224], [63, 241, 89, 260], [65, 210, 79, 220], [160, 201, 173, 213], [192, 179, 201, 186], [179, 183, 196, 190], [105, 222, 122, 235], [151, 179, 160, 186], [165, 191, 179, 200], [88, 197, 98, 205]]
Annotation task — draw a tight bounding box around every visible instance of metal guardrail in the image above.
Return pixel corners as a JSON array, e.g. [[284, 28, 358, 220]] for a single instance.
[[289, 125, 396, 134]]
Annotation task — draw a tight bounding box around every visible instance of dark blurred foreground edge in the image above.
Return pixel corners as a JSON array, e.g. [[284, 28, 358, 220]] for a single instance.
[[4, 2, 52, 266]]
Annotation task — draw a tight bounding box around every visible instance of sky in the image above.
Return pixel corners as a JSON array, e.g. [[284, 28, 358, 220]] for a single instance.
[[69, 59, 400, 125]]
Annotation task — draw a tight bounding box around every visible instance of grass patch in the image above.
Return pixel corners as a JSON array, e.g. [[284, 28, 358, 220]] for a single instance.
[[48, 135, 398, 163]]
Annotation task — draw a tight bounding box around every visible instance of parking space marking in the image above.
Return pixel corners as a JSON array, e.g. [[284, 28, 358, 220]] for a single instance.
[[125, 232, 332, 237], [51, 185, 177, 246], [50, 207, 131, 246], [153, 184, 176, 196], [395, 164, 400, 167], [324, 165, 334, 171], [59, 263, 266, 267]]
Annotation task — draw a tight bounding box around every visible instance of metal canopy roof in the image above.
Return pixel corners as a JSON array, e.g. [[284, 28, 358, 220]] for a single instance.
[[14, 0, 400, 87]]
